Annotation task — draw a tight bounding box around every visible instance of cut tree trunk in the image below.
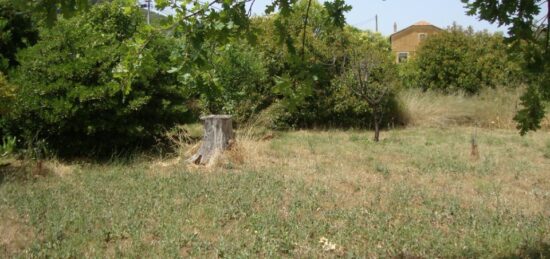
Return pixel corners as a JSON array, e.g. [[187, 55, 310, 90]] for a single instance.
[[188, 115, 234, 165]]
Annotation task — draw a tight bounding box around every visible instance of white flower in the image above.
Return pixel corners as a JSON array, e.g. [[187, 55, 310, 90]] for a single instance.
[[319, 237, 337, 252]]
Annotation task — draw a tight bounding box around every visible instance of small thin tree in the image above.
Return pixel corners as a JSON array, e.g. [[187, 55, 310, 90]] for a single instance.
[[346, 48, 397, 142]]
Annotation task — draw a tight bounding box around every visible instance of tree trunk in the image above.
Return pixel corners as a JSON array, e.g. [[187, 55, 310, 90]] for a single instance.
[[373, 113, 380, 142], [188, 115, 234, 165], [374, 121, 380, 142]]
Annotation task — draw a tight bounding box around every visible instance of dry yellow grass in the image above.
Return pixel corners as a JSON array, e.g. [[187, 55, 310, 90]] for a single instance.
[[163, 120, 550, 224], [0, 207, 35, 256], [184, 126, 549, 256], [400, 87, 550, 129], [43, 160, 76, 177], [2, 125, 549, 257], [231, 128, 550, 218], [170, 112, 550, 222]]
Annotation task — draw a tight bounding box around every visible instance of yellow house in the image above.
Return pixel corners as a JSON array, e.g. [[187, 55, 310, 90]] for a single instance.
[[390, 21, 442, 63]]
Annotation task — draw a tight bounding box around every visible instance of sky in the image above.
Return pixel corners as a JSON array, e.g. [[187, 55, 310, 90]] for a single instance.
[[249, 0, 512, 36], [141, 0, 549, 36]]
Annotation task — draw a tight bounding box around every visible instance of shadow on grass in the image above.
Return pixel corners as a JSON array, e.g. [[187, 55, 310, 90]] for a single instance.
[[0, 160, 48, 186], [0, 163, 24, 185], [500, 242, 550, 259]]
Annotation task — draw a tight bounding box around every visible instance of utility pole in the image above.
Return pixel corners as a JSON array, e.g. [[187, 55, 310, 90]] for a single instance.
[[375, 14, 378, 32], [146, 0, 151, 25]]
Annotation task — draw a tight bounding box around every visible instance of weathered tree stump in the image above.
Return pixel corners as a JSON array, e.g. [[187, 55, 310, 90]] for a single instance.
[[188, 115, 234, 165]]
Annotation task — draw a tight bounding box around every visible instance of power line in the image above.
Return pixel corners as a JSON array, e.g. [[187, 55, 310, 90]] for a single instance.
[[352, 15, 379, 32]]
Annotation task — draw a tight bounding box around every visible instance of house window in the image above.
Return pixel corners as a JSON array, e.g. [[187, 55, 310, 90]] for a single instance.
[[398, 52, 409, 63], [418, 33, 427, 41]]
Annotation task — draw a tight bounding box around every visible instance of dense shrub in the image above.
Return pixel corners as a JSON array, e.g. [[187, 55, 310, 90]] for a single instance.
[[7, 2, 190, 156], [0, 0, 39, 73], [0, 72, 12, 115], [404, 25, 523, 94]]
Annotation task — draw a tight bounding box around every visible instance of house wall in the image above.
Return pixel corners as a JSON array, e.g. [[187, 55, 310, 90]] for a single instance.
[[391, 25, 441, 63]]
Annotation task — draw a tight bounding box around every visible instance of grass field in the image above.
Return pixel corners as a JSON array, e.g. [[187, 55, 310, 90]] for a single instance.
[[1, 126, 550, 257]]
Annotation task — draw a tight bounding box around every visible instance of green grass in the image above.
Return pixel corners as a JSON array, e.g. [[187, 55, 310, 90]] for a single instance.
[[1, 127, 550, 257]]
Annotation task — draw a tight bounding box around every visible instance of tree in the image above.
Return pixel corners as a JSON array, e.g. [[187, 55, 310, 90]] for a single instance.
[[463, 0, 550, 135], [0, 0, 39, 73], [341, 47, 398, 141], [166, 0, 355, 128], [462, 0, 549, 42], [204, 42, 270, 123], [7, 2, 190, 156], [10, 0, 90, 25], [411, 25, 522, 94]]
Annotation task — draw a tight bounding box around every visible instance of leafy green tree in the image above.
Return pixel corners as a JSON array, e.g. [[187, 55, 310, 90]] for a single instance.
[[269, 0, 350, 108], [0, 0, 39, 73], [245, 0, 353, 127], [463, 0, 549, 134], [327, 28, 404, 129], [159, 0, 306, 123], [335, 41, 398, 141], [161, 0, 358, 129], [7, 2, 189, 156], [408, 25, 522, 94], [10, 0, 90, 25], [462, 0, 548, 42]]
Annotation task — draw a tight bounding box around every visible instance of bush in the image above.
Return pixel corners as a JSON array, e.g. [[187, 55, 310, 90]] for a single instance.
[[0, 72, 13, 115], [7, 2, 191, 157], [405, 25, 522, 94]]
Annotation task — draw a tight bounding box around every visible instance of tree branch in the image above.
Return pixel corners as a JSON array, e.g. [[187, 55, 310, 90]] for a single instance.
[[301, 0, 312, 62], [248, 0, 256, 16], [546, 0, 549, 51], [181, 0, 221, 20]]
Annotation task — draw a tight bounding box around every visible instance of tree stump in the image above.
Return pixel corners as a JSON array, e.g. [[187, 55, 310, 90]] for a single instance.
[[188, 115, 234, 165]]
